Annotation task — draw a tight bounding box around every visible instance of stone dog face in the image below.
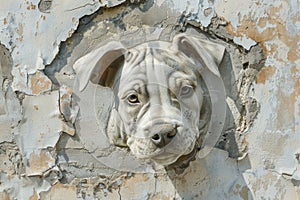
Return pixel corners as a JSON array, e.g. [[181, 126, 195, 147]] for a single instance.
[[74, 34, 225, 166], [109, 49, 208, 166]]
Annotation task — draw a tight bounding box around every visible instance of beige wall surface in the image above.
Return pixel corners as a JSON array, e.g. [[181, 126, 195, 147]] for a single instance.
[[0, 0, 299, 199]]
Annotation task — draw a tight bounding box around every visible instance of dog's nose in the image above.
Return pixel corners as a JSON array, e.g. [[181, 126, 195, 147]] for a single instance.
[[151, 127, 177, 148]]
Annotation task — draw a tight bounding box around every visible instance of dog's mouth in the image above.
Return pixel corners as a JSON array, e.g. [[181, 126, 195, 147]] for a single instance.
[[132, 147, 186, 166], [135, 145, 196, 166], [127, 126, 198, 165], [150, 152, 182, 165], [127, 137, 172, 159]]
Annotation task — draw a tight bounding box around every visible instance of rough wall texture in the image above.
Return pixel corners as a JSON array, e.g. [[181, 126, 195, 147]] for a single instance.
[[0, 0, 299, 199]]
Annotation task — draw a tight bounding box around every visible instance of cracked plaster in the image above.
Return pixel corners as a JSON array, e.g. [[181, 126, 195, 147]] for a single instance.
[[0, 0, 299, 199]]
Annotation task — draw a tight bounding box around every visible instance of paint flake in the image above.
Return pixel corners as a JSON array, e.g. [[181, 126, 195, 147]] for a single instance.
[[233, 35, 257, 50]]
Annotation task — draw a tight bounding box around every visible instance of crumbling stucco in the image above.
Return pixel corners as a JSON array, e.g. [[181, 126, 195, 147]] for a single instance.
[[0, 0, 299, 199]]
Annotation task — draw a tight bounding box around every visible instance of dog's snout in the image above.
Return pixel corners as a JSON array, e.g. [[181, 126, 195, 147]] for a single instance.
[[150, 125, 177, 148]]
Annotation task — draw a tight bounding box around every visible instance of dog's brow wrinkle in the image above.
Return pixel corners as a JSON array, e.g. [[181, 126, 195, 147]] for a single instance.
[[132, 83, 141, 94], [126, 48, 146, 67], [119, 77, 146, 97]]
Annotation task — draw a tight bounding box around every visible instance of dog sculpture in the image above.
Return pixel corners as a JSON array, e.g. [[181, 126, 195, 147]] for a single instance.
[[74, 33, 225, 167]]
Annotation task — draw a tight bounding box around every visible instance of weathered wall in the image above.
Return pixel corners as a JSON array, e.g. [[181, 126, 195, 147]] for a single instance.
[[0, 0, 299, 199]]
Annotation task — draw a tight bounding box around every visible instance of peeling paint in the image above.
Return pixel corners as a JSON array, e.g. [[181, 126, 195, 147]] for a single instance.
[[27, 149, 55, 176], [29, 71, 52, 95], [59, 85, 79, 136], [40, 183, 76, 199], [233, 35, 257, 50], [0, 0, 129, 94], [256, 66, 276, 84], [0, 0, 299, 198]]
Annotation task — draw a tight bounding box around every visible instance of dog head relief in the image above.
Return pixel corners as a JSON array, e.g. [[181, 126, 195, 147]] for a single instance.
[[74, 33, 226, 167]]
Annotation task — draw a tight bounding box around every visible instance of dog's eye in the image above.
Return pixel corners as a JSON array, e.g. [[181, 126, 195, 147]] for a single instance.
[[180, 85, 194, 97], [127, 94, 140, 104]]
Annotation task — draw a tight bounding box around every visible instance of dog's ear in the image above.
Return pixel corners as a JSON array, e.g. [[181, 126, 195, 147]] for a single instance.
[[172, 34, 225, 77], [73, 41, 126, 91]]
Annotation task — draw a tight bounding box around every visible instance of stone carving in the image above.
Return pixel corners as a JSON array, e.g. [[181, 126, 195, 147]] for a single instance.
[[74, 33, 226, 167]]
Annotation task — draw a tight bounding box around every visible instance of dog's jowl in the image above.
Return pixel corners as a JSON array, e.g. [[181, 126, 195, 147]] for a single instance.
[[74, 33, 226, 167]]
